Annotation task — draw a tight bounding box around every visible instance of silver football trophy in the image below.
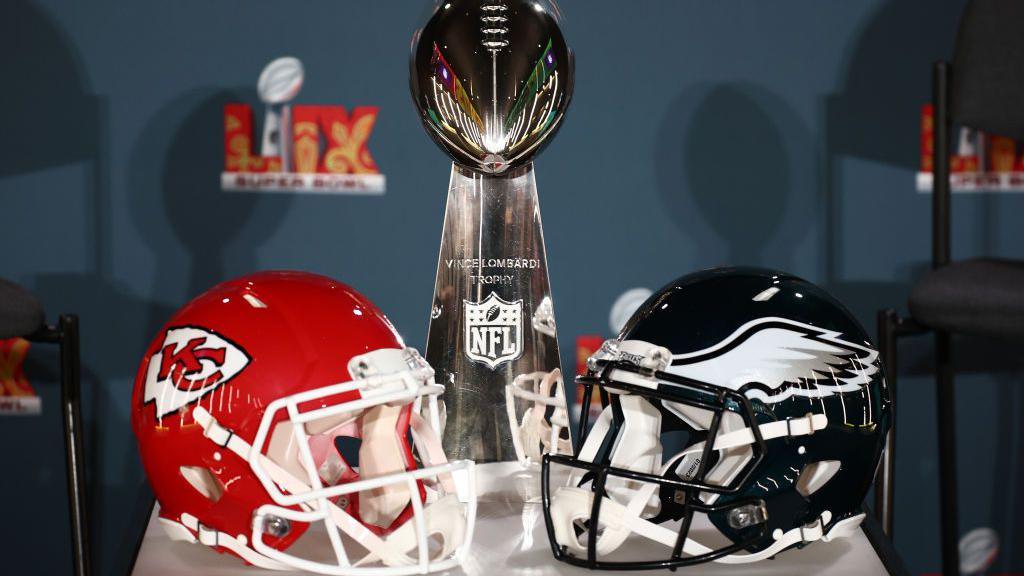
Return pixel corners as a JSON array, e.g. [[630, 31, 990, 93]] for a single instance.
[[257, 56, 304, 170], [411, 0, 574, 500]]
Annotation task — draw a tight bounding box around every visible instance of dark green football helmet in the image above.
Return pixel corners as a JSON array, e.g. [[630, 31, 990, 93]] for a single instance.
[[542, 267, 890, 570]]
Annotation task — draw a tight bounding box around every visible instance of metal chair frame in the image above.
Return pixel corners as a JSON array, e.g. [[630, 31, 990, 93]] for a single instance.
[[26, 314, 90, 576], [873, 61, 962, 576]]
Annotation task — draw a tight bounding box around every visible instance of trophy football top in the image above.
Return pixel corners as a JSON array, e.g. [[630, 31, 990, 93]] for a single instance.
[[410, 0, 574, 174]]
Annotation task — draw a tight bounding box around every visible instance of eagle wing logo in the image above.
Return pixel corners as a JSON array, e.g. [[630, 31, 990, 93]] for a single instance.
[[665, 317, 879, 404]]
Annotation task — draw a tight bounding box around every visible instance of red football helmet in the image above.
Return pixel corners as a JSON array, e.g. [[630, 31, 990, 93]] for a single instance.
[[131, 271, 476, 574]]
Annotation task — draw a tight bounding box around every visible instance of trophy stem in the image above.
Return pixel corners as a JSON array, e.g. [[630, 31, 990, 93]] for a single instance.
[[425, 162, 569, 499]]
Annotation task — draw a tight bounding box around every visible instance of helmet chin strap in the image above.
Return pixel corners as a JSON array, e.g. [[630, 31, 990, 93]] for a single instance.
[[668, 412, 827, 461], [161, 512, 291, 571], [188, 406, 470, 575]]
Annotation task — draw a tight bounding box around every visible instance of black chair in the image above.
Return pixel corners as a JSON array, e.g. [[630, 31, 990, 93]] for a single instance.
[[0, 278, 90, 576], [875, 1, 1024, 575]]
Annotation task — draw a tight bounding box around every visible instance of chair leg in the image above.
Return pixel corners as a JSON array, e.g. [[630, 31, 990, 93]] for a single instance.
[[58, 315, 90, 576], [935, 331, 958, 576], [875, 309, 899, 538]]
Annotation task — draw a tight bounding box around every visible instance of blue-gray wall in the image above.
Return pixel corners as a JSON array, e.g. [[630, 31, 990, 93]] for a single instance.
[[4, 0, 1023, 574]]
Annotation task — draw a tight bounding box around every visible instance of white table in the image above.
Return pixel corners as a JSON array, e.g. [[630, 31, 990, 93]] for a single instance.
[[130, 501, 907, 575]]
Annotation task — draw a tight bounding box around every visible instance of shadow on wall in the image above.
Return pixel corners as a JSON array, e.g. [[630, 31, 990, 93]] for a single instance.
[[1, 5, 299, 569], [826, 0, 966, 170], [0, 0, 99, 177], [128, 88, 294, 304], [655, 83, 814, 271], [45, 89, 296, 574], [0, 1, 113, 574], [822, 0, 972, 310]]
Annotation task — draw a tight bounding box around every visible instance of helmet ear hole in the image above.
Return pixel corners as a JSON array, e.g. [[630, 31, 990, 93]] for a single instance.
[[179, 466, 224, 503], [796, 460, 841, 497]]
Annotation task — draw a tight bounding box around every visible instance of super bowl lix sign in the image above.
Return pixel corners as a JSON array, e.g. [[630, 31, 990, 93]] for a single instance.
[[463, 293, 523, 369], [221, 57, 385, 195], [223, 104, 386, 195]]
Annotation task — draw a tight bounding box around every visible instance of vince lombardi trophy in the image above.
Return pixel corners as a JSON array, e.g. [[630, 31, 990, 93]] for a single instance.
[[411, 0, 574, 499]]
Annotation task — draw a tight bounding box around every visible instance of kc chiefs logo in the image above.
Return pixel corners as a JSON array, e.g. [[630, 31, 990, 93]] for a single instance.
[[143, 326, 250, 417]]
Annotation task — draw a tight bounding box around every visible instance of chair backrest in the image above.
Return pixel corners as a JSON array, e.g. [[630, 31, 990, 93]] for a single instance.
[[0, 279, 44, 339], [952, 0, 1024, 140], [933, 0, 1024, 269]]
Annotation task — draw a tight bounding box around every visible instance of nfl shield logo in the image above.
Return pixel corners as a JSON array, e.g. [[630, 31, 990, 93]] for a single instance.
[[464, 293, 523, 369]]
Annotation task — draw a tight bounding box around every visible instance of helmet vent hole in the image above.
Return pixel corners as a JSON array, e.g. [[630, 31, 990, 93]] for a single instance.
[[796, 460, 841, 497], [179, 466, 224, 503]]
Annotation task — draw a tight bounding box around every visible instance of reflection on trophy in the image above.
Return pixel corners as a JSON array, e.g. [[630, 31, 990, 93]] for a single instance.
[[257, 56, 304, 171], [411, 0, 574, 499]]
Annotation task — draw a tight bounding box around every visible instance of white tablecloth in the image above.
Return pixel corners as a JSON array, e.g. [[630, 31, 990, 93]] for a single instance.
[[132, 501, 895, 575]]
